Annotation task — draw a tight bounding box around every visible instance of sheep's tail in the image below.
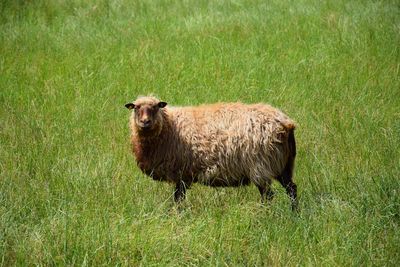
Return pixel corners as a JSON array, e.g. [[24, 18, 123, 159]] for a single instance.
[[279, 116, 296, 157]]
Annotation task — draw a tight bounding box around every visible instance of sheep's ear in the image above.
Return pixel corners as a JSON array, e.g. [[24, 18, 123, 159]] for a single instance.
[[158, 102, 167, 108], [125, 103, 135, 110]]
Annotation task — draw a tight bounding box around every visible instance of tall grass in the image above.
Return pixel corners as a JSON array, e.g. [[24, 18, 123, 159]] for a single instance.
[[1, 0, 399, 265]]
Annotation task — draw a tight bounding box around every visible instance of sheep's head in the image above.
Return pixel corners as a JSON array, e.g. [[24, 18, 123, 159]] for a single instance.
[[125, 96, 167, 135]]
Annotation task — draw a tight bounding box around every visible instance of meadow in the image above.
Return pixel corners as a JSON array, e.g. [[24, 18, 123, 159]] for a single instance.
[[1, 0, 399, 265]]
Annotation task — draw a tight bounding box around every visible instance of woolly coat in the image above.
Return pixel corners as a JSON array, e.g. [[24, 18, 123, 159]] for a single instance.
[[129, 101, 296, 189]]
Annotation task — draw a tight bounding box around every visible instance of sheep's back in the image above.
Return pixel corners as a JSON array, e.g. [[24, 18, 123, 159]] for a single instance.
[[167, 103, 294, 185]]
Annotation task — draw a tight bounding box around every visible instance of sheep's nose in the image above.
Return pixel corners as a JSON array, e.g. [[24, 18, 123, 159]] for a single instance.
[[141, 119, 152, 127]]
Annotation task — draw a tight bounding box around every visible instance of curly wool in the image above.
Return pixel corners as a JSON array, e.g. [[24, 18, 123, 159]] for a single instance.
[[129, 97, 296, 189]]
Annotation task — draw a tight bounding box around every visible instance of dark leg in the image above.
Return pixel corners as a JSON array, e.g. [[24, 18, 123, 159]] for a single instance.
[[257, 180, 274, 204], [284, 181, 298, 211], [277, 162, 298, 211], [174, 180, 186, 203], [257, 185, 266, 203], [266, 188, 275, 201]]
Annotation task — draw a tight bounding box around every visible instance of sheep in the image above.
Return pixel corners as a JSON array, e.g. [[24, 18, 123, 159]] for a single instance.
[[125, 96, 298, 210]]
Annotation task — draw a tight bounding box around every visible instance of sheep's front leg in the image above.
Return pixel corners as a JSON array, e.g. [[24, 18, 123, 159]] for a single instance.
[[257, 179, 274, 204], [174, 180, 186, 203]]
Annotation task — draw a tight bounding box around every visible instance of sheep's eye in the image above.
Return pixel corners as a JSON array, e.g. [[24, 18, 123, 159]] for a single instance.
[[134, 105, 141, 110]]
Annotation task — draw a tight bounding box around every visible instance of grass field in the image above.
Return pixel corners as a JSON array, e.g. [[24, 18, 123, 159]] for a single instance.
[[1, 0, 399, 265]]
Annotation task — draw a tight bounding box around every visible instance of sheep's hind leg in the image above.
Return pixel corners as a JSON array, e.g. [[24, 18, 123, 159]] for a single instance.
[[174, 180, 187, 203], [277, 167, 298, 212]]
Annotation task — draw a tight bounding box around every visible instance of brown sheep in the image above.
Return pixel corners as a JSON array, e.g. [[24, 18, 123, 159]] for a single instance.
[[125, 96, 298, 210]]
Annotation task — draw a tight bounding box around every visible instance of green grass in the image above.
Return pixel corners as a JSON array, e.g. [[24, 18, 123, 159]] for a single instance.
[[1, 0, 399, 265]]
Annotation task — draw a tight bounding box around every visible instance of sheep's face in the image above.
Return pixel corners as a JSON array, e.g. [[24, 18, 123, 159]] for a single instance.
[[125, 98, 167, 133]]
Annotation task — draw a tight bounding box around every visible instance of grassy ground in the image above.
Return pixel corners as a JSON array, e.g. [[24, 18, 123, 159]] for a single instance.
[[1, 0, 399, 265]]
